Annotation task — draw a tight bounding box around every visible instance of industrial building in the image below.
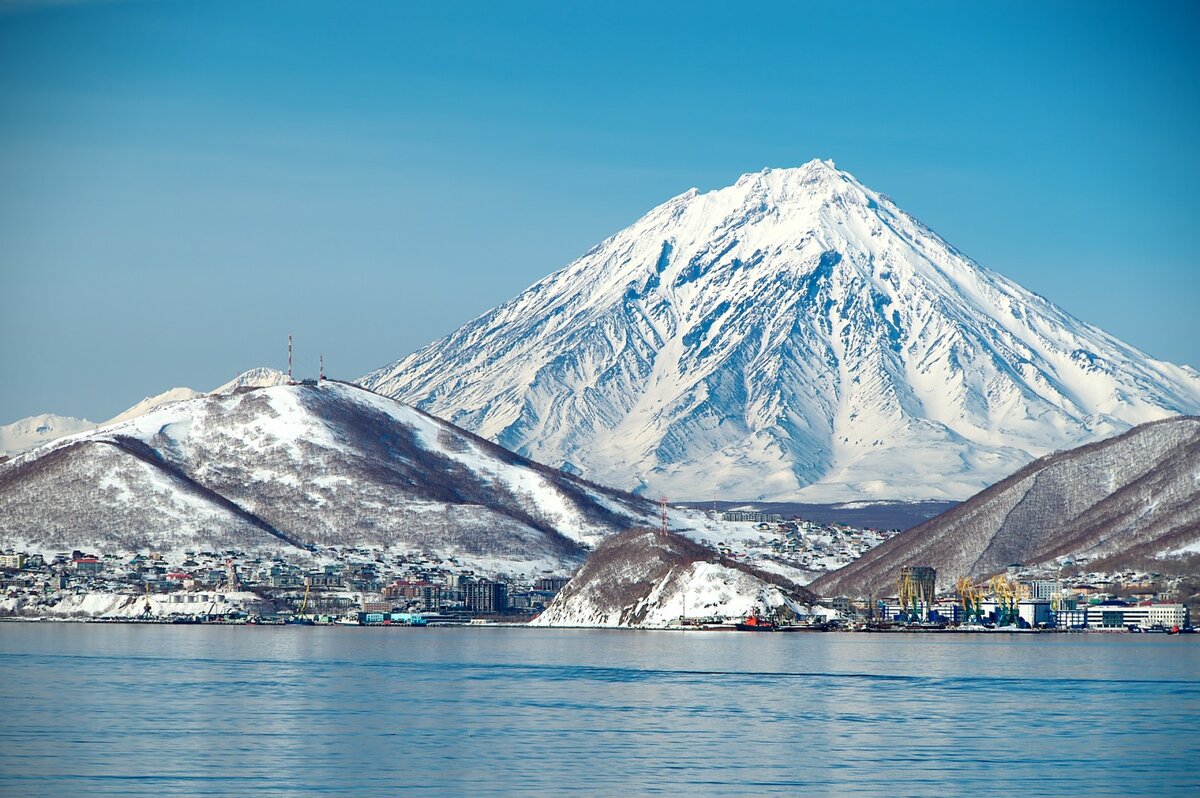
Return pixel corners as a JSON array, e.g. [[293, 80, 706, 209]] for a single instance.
[[897, 566, 937, 620], [1084, 601, 1188, 630]]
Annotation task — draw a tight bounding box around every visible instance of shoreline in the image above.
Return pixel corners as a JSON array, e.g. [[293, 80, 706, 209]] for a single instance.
[[3, 615, 1192, 635]]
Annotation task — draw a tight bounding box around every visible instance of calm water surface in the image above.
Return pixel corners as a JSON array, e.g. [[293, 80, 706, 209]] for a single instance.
[[1, 624, 1198, 796]]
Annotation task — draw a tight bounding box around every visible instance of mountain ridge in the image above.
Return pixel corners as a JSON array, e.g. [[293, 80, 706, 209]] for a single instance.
[[0, 369, 293, 458], [808, 415, 1200, 598], [0, 380, 664, 577]]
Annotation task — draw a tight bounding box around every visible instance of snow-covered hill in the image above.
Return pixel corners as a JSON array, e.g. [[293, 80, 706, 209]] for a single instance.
[[362, 160, 1200, 501], [0, 590, 274, 620], [105, 387, 202, 426], [0, 414, 97, 457], [0, 380, 662, 577], [810, 416, 1200, 598], [213, 367, 292, 393], [530, 528, 814, 628], [0, 369, 291, 457]]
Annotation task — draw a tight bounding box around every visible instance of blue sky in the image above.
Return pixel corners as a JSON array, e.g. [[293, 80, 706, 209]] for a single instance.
[[1, 1, 1198, 422]]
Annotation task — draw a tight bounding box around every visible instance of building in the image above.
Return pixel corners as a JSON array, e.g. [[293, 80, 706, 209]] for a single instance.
[[464, 580, 508, 613], [1023, 580, 1057, 600], [1017, 599, 1053, 628], [819, 596, 854, 615], [304, 573, 341, 589], [1053, 607, 1087, 629], [508, 590, 556, 611], [1084, 601, 1189, 629], [930, 602, 963, 624], [720, 511, 784, 523], [72, 557, 103, 575], [0, 552, 27, 570], [897, 566, 937, 619], [878, 599, 934, 623], [383, 580, 442, 609], [270, 573, 301, 588], [534, 576, 570, 593]]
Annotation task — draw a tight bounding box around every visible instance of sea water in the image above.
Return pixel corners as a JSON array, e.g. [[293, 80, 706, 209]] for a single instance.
[[1, 624, 1197, 796]]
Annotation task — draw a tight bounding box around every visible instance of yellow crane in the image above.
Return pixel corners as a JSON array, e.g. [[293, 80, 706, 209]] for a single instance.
[[285, 581, 316, 625], [988, 575, 1026, 626], [957, 576, 983, 623]]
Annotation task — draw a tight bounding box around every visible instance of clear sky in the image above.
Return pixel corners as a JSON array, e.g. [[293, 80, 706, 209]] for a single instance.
[[1, 1, 1198, 423]]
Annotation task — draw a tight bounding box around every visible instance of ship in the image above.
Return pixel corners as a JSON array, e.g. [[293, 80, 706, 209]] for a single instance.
[[735, 614, 776, 632]]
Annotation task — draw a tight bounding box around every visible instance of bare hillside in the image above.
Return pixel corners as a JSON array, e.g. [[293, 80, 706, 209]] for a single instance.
[[810, 416, 1200, 597]]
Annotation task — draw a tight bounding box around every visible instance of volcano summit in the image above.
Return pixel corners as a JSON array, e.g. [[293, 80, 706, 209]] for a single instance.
[[362, 160, 1200, 501]]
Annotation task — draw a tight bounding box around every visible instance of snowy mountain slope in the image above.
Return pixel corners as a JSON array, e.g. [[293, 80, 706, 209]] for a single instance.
[[1, 590, 275, 619], [0, 368, 291, 457], [0, 381, 663, 576], [530, 528, 815, 628], [104, 387, 202, 425], [213, 367, 291, 393], [0, 436, 295, 554], [361, 160, 1200, 501], [0, 414, 97, 457], [809, 416, 1200, 598]]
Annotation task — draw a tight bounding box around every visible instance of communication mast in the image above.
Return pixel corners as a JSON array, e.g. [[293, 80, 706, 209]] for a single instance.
[[288, 333, 293, 381], [319, 353, 325, 382]]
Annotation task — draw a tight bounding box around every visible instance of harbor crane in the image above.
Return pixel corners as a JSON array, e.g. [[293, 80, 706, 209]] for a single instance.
[[988, 575, 1026, 626], [956, 576, 984, 623]]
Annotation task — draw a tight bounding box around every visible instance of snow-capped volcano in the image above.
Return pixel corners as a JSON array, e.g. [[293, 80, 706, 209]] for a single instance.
[[361, 160, 1200, 501]]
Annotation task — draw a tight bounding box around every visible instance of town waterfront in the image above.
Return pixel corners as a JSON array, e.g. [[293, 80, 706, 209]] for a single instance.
[[2, 625, 1198, 797]]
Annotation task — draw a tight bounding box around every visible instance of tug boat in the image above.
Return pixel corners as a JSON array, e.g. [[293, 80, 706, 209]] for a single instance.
[[735, 614, 776, 632]]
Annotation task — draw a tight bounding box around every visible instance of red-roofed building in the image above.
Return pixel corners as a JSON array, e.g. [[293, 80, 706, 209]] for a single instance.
[[72, 557, 103, 575]]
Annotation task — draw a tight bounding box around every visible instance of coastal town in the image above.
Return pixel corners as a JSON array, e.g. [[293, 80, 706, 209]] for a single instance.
[[0, 543, 566, 625], [1, 511, 1192, 632]]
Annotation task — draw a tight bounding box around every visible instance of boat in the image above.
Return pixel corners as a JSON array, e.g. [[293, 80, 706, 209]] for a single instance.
[[735, 614, 776, 632], [777, 623, 830, 632]]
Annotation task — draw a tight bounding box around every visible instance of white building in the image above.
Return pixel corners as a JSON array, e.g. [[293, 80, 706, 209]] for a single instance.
[[1024, 580, 1057, 600], [1018, 599, 1053, 628], [1084, 602, 1189, 629]]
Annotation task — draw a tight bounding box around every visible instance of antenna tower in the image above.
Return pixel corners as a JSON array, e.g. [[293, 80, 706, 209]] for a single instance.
[[319, 353, 325, 382], [660, 496, 669, 535], [287, 333, 293, 381]]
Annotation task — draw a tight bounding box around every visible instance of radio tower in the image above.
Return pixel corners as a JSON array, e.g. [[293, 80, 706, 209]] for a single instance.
[[319, 353, 325, 382], [660, 496, 669, 535], [287, 333, 293, 381]]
